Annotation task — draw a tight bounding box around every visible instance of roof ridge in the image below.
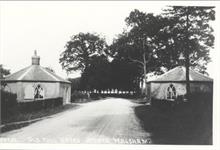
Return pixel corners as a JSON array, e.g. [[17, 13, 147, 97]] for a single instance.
[[17, 66, 33, 80]]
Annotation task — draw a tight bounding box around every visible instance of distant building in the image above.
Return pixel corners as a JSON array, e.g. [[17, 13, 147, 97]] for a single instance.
[[2, 51, 71, 104], [146, 66, 213, 103]]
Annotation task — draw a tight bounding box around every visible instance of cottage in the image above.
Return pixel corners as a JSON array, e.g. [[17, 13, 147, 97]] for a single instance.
[[146, 66, 213, 103], [3, 51, 71, 104]]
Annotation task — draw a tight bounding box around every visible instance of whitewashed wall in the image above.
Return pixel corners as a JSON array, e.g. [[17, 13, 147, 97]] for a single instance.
[[59, 83, 71, 104], [147, 82, 212, 100], [6, 82, 60, 102], [149, 82, 186, 100]]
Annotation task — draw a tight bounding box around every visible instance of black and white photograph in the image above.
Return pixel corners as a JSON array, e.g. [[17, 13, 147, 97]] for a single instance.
[[0, 1, 219, 149]]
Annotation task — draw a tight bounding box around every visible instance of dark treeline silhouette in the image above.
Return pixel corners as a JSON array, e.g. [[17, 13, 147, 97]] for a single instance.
[[60, 6, 215, 95]]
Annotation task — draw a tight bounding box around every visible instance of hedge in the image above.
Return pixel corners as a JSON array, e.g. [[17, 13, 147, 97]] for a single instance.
[[1, 89, 63, 124], [1, 89, 18, 122]]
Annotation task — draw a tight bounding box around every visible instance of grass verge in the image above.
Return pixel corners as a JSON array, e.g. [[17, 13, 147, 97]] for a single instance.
[[1, 104, 79, 133]]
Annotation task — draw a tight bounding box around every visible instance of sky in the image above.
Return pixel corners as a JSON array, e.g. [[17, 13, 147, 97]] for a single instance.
[[0, 1, 218, 79]]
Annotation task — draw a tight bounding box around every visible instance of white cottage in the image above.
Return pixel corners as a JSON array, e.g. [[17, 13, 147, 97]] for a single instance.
[[3, 51, 71, 104], [146, 66, 213, 103]]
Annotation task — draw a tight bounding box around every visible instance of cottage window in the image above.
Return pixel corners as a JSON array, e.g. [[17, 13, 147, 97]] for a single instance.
[[34, 84, 44, 99], [166, 84, 176, 100]]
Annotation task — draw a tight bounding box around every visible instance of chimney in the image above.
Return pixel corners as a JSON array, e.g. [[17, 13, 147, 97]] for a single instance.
[[32, 50, 40, 65]]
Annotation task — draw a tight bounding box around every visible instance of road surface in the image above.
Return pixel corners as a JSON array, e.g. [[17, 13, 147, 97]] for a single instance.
[[0, 98, 152, 144]]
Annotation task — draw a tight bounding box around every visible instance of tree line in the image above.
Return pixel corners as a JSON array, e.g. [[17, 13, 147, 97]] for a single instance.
[[59, 6, 215, 93]]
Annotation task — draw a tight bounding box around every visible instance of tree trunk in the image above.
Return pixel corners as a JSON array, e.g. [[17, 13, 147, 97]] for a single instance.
[[185, 7, 190, 100], [143, 53, 147, 95], [142, 37, 147, 95]]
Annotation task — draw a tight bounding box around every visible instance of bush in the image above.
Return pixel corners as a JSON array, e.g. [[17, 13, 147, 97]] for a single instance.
[[188, 92, 212, 105], [71, 91, 89, 102], [18, 97, 63, 113], [135, 92, 213, 144], [1, 89, 18, 122]]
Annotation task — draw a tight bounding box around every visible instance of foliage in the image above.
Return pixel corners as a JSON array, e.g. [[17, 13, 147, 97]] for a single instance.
[[1, 89, 18, 121], [158, 6, 215, 74], [110, 10, 165, 76], [71, 91, 89, 102], [60, 7, 215, 92], [2, 103, 77, 132], [59, 32, 107, 73], [0, 64, 10, 79], [68, 77, 81, 91], [135, 94, 212, 144], [18, 97, 63, 113], [80, 55, 111, 91], [79, 55, 140, 91], [110, 59, 140, 91]]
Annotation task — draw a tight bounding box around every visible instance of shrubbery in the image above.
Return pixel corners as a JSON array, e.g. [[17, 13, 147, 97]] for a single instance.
[[1, 88, 64, 124], [71, 91, 90, 102], [1, 89, 18, 122], [19, 97, 63, 113], [135, 92, 213, 144], [151, 92, 212, 110]]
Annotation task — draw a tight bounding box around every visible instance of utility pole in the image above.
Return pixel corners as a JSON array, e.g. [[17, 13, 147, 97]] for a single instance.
[[185, 7, 190, 100]]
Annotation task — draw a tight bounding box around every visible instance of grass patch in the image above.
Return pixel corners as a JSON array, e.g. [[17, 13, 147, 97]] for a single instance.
[[1, 104, 79, 133], [134, 100, 212, 145]]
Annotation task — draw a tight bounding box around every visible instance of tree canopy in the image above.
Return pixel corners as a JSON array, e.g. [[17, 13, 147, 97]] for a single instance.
[[158, 6, 215, 74], [60, 6, 215, 92], [110, 10, 166, 76], [59, 32, 107, 73]]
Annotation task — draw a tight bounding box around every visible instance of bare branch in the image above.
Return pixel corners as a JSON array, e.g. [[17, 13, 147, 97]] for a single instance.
[[128, 57, 144, 66]]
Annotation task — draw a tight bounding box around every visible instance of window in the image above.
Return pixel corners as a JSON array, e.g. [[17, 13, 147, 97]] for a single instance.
[[166, 84, 177, 100], [34, 84, 44, 99]]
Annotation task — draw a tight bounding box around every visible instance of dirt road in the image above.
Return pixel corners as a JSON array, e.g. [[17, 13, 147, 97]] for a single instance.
[[0, 98, 152, 144]]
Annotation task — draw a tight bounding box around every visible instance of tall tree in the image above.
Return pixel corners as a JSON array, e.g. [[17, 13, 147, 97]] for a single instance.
[[159, 6, 215, 71], [59, 32, 107, 73], [80, 55, 111, 91], [110, 10, 164, 94], [160, 6, 215, 97]]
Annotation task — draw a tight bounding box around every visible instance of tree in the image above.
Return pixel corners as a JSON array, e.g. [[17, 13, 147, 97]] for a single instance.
[[159, 6, 215, 71], [0, 64, 10, 89], [59, 32, 107, 73], [159, 6, 215, 97], [80, 55, 111, 91], [110, 10, 164, 94], [68, 77, 81, 91], [110, 58, 140, 91], [0, 64, 10, 79]]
